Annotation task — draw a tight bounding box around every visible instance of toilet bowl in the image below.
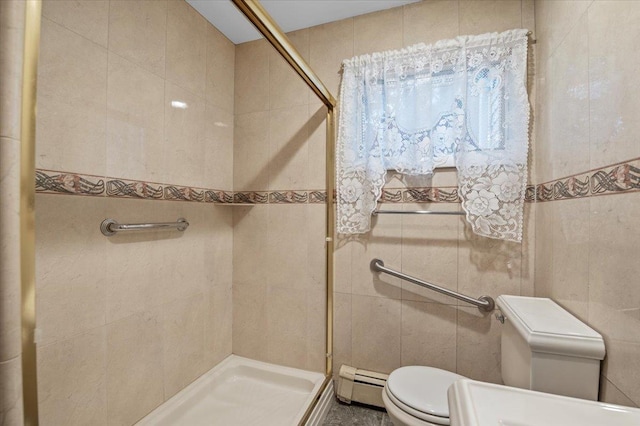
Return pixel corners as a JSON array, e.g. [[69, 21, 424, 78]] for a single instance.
[[381, 296, 606, 426], [382, 366, 465, 426]]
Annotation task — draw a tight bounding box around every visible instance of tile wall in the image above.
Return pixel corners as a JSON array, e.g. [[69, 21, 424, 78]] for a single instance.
[[0, 0, 26, 423], [34, 1, 234, 424], [232, 31, 328, 372], [232, 0, 536, 383], [534, 0, 640, 407]]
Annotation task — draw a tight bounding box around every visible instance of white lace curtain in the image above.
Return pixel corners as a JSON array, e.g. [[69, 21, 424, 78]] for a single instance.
[[336, 29, 530, 242]]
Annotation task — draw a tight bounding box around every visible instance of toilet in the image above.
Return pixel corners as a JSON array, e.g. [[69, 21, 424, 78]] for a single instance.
[[382, 295, 606, 426]]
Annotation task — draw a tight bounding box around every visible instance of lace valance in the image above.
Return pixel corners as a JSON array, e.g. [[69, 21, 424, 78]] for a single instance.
[[336, 29, 530, 242]]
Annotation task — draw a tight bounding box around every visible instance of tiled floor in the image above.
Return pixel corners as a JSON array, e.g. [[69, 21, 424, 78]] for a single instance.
[[322, 398, 393, 426]]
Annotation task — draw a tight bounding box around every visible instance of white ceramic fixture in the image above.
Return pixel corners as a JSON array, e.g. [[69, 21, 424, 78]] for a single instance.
[[136, 355, 324, 426], [448, 378, 640, 426], [381, 295, 606, 426]]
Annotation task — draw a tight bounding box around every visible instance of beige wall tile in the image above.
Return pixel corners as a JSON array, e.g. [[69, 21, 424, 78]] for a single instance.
[[600, 376, 639, 408], [601, 339, 640, 407], [351, 295, 401, 373], [163, 294, 206, 399], [458, 0, 523, 35], [0, 356, 23, 424], [550, 199, 589, 321], [309, 18, 354, 96], [351, 204, 403, 299], [234, 39, 270, 115], [533, 202, 553, 298], [588, 1, 640, 170], [42, 0, 109, 47], [401, 203, 459, 304], [266, 205, 310, 289], [520, 203, 536, 297], [353, 7, 403, 56], [458, 222, 522, 305], [589, 194, 640, 329], [108, 0, 167, 77], [206, 25, 235, 113], [152, 201, 207, 304], [0, 138, 21, 361], [37, 328, 107, 426], [269, 106, 309, 190], [403, 0, 459, 46], [233, 111, 270, 191], [0, 0, 25, 140], [401, 301, 457, 371], [37, 18, 107, 175], [106, 308, 163, 426], [36, 194, 107, 346], [267, 286, 308, 369], [270, 29, 310, 110], [307, 204, 327, 291], [306, 288, 327, 373], [307, 105, 327, 190], [534, 0, 592, 62], [456, 307, 502, 383], [533, 64, 552, 183], [163, 81, 206, 187], [233, 205, 268, 287], [165, 0, 207, 96], [334, 238, 353, 295], [588, 193, 640, 403], [232, 282, 268, 361], [332, 292, 352, 379], [204, 286, 233, 367], [546, 14, 590, 181], [204, 104, 234, 190], [522, 0, 536, 37], [103, 199, 165, 324], [203, 207, 233, 290], [107, 52, 165, 183]]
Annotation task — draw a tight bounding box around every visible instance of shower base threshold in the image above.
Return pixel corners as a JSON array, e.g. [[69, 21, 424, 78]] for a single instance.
[[136, 355, 325, 426]]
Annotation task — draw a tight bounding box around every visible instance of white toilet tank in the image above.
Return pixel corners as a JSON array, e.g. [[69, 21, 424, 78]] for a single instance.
[[496, 295, 605, 401]]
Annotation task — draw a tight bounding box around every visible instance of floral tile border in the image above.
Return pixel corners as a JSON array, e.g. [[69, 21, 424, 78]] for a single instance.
[[106, 178, 163, 199], [233, 191, 269, 204], [535, 159, 640, 202], [36, 159, 640, 206], [35, 169, 233, 204], [36, 170, 105, 196]]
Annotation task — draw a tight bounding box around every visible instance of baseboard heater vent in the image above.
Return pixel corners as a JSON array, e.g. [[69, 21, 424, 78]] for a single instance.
[[336, 365, 389, 408]]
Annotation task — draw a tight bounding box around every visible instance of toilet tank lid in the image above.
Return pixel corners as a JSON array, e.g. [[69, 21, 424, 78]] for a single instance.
[[496, 295, 605, 360]]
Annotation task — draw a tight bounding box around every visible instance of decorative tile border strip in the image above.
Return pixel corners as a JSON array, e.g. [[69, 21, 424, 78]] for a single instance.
[[35, 169, 233, 204], [36, 159, 640, 206], [535, 158, 640, 202]]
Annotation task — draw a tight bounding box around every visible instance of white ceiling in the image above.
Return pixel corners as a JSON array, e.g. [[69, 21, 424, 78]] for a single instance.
[[187, 0, 420, 44]]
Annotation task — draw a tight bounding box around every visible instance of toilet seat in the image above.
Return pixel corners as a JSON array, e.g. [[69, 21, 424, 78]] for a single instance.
[[384, 366, 465, 425]]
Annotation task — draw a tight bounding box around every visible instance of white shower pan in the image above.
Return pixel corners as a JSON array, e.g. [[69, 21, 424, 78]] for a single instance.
[[136, 355, 325, 426]]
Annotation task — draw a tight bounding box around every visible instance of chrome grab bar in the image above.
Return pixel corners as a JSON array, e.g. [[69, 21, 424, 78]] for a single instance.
[[373, 210, 465, 216], [370, 258, 495, 312], [100, 218, 189, 237]]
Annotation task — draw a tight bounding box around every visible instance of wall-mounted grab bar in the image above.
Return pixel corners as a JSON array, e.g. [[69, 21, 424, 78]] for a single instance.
[[370, 258, 495, 312], [100, 218, 189, 237], [373, 210, 464, 216]]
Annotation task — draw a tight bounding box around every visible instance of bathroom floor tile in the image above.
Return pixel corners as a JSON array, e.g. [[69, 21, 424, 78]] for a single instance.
[[322, 398, 392, 426]]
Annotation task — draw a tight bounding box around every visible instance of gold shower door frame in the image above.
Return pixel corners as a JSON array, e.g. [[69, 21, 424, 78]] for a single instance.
[[230, 2, 337, 423], [20, 0, 336, 424]]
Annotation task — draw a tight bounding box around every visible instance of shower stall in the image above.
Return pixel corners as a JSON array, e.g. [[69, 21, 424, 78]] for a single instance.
[[14, 0, 335, 424]]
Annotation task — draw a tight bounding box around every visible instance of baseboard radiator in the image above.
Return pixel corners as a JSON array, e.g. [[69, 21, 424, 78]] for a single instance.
[[335, 365, 389, 408]]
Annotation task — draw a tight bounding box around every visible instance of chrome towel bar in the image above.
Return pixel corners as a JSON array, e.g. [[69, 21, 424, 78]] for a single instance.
[[100, 218, 189, 237], [370, 258, 495, 312], [373, 210, 464, 216]]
